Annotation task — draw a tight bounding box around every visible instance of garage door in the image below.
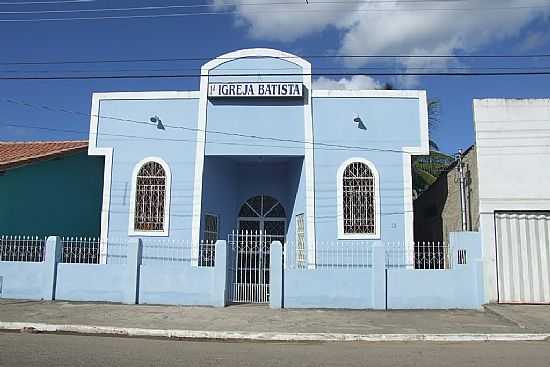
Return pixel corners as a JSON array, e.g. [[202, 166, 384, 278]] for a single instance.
[[495, 212, 550, 304]]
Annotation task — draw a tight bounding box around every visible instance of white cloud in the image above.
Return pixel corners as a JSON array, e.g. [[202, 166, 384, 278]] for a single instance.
[[519, 31, 550, 51], [211, 0, 360, 41], [313, 75, 381, 90], [211, 0, 550, 86]]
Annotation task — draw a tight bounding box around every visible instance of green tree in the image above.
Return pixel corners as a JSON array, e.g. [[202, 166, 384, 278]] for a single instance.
[[412, 98, 454, 194]]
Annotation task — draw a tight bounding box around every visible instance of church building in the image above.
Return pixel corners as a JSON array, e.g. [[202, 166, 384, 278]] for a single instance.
[[89, 48, 429, 272]]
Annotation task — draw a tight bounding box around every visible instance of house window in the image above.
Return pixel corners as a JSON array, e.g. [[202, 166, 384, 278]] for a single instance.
[[296, 213, 305, 268], [338, 159, 380, 239], [203, 214, 219, 243], [133, 161, 167, 232]]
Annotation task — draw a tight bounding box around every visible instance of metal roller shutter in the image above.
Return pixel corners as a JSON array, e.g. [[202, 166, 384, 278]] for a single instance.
[[495, 212, 550, 304]]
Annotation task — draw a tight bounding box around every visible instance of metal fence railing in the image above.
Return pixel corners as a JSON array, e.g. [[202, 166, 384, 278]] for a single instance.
[[199, 241, 216, 267], [385, 242, 452, 270], [140, 240, 215, 266], [0, 235, 46, 262], [286, 241, 373, 270], [61, 237, 100, 264], [141, 240, 191, 265]]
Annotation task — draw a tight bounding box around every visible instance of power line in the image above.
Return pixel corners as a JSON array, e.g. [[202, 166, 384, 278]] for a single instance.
[[1, 97, 410, 153], [2, 0, 550, 14], [1, 53, 549, 66], [1, 4, 550, 22], [2, 65, 550, 74], [0, 0, 94, 4], [2, 71, 550, 80], [0, 120, 410, 153]]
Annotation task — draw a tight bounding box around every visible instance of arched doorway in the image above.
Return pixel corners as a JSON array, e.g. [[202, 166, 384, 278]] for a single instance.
[[229, 195, 286, 304], [238, 195, 286, 242]]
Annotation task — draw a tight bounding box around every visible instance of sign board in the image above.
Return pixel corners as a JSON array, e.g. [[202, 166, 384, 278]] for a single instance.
[[208, 82, 303, 98]]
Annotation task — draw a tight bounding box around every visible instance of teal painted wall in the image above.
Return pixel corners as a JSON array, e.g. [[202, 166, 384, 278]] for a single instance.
[[0, 151, 104, 237]]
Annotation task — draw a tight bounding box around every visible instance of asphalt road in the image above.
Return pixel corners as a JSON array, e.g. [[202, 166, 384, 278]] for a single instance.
[[1, 332, 550, 367]]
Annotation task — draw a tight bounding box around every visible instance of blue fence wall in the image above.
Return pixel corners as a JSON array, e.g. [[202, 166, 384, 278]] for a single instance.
[[274, 232, 484, 310], [0, 238, 229, 307], [139, 265, 216, 306], [0, 262, 48, 300], [386, 232, 484, 309], [1, 233, 484, 309], [56, 264, 128, 303]]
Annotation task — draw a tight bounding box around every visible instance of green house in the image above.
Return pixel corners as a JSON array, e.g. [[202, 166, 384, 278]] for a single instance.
[[0, 141, 104, 237]]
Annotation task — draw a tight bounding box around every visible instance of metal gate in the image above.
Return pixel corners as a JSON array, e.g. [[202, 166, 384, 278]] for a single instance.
[[228, 231, 274, 304], [495, 212, 550, 304]]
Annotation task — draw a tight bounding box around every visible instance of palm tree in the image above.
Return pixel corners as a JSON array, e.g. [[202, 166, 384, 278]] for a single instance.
[[379, 84, 452, 193], [412, 98, 454, 194]]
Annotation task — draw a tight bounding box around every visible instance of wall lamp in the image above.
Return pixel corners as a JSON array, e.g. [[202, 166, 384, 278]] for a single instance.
[[150, 115, 165, 130], [353, 116, 367, 130]]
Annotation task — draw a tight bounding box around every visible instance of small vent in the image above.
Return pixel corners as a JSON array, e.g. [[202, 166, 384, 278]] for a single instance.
[[458, 249, 467, 265]]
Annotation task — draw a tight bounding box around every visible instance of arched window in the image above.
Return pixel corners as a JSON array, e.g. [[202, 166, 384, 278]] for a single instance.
[[337, 159, 380, 239], [129, 158, 171, 235]]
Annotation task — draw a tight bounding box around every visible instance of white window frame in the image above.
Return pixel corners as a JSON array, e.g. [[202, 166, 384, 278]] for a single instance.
[[128, 157, 171, 237], [336, 158, 381, 240], [203, 213, 219, 243]]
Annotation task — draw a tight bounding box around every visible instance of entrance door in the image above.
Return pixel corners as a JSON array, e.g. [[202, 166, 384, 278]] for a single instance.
[[229, 195, 286, 304], [495, 212, 550, 304]]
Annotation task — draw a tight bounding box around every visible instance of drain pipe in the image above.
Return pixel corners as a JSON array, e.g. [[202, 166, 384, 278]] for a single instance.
[[457, 149, 469, 231]]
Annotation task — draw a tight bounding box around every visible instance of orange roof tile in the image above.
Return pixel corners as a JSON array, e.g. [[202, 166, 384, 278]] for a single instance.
[[0, 140, 88, 171]]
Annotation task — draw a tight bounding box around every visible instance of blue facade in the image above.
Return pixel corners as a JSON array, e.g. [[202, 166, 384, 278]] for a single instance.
[[90, 48, 429, 265]]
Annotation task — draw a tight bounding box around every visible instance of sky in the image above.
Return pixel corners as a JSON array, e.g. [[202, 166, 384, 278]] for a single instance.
[[1, 0, 550, 155]]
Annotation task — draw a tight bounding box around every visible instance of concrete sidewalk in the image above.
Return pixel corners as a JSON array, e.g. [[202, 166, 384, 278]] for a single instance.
[[1, 299, 549, 341]]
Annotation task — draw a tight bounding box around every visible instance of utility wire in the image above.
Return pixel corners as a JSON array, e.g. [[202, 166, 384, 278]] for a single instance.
[[1, 54, 549, 66], [0, 121, 409, 153], [2, 65, 550, 74], [0, 0, 95, 4], [1, 71, 550, 80], [1, 98, 407, 153], [1, 4, 550, 22], [2, 0, 550, 14]]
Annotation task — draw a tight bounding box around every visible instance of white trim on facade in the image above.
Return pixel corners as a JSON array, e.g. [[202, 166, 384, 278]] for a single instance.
[[190, 48, 316, 268], [127, 157, 172, 237], [312, 90, 427, 99], [336, 158, 381, 240], [301, 57, 316, 269], [90, 91, 200, 100], [88, 91, 198, 263], [402, 153, 414, 267], [88, 94, 111, 264]]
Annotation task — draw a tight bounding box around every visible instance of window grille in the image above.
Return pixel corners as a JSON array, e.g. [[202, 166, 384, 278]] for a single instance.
[[342, 161, 376, 234], [295, 213, 305, 268], [203, 214, 219, 243], [134, 161, 166, 231], [458, 249, 467, 265]]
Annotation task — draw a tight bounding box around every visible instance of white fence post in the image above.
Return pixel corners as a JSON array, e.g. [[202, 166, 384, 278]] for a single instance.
[[270, 241, 284, 309], [44, 236, 62, 300], [214, 240, 228, 307]]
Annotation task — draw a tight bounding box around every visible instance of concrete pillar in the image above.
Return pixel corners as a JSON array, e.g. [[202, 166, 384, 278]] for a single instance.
[[270, 241, 283, 309], [124, 238, 142, 304], [371, 244, 386, 310], [214, 240, 228, 307], [44, 236, 62, 300]]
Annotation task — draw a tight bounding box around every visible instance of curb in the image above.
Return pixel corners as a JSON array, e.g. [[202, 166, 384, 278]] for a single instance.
[[1, 322, 550, 342]]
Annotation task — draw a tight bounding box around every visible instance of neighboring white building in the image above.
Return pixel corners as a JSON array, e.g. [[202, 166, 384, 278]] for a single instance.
[[474, 98, 550, 304]]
